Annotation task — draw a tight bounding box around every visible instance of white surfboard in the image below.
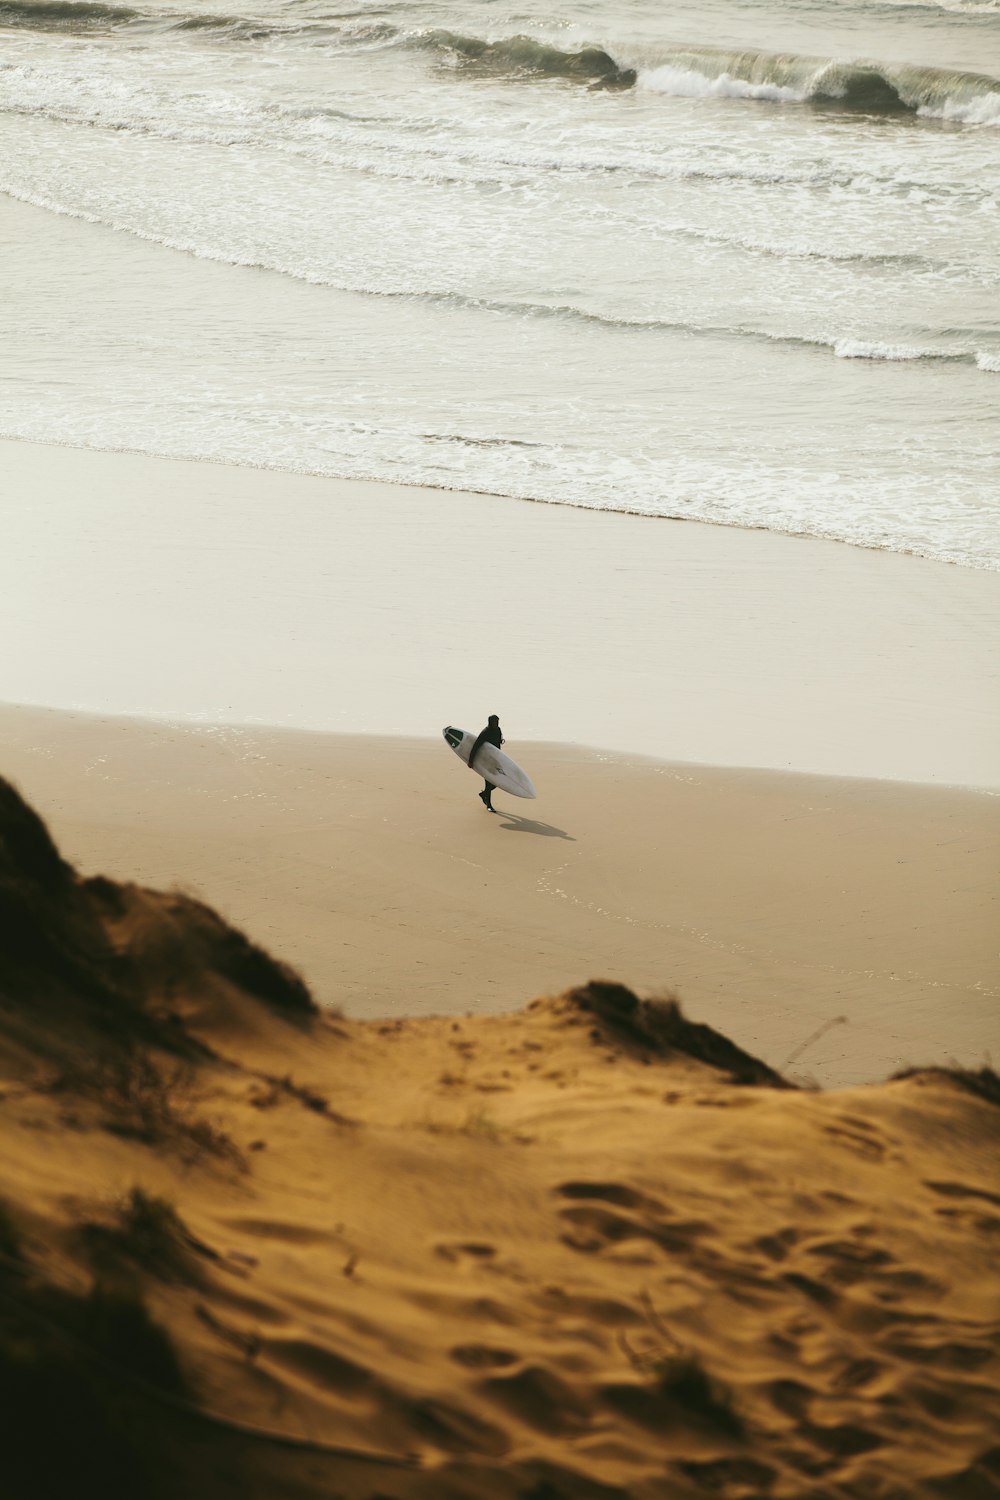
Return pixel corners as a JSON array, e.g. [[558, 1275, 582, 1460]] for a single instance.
[[443, 726, 537, 800]]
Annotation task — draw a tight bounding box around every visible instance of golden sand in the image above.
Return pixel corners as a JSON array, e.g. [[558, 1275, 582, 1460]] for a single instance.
[[1, 769, 998, 1499]]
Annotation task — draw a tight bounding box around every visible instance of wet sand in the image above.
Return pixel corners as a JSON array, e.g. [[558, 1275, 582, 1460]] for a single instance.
[[3, 438, 999, 785]]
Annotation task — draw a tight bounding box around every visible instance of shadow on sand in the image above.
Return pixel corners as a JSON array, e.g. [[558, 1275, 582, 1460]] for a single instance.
[[496, 811, 576, 841]]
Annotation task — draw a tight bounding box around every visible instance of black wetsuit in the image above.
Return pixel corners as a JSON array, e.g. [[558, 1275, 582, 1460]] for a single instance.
[[469, 720, 503, 809]]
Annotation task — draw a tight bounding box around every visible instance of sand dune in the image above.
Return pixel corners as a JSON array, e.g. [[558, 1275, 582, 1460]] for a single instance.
[[2, 775, 999, 1499]]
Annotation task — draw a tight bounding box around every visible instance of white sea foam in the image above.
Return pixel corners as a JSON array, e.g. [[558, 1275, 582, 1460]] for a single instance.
[[976, 351, 1000, 373], [919, 91, 1000, 126], [834, 339, 929, 360], [639, 64, 802, 105], [877, 0, 999, 11]]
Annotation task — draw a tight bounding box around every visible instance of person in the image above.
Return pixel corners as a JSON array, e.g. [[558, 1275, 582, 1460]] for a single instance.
[[468, 714, 503, 812]]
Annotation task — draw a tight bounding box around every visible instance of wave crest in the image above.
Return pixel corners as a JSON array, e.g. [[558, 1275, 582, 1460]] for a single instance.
[[639, 46, 1000, 125], [409, 34, 1000, 123], [0, 0, 141, 25], [3, 2, 998, 129], [415, 31, 636, 89]]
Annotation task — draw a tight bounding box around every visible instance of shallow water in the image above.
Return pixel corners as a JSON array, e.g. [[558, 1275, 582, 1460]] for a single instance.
[[1, 0, 998, 564]]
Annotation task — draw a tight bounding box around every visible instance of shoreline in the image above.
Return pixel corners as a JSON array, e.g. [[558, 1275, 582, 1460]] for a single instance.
[[6, 426, 998, 575], [3, 437, 1000, 787], [2, 704, 996, 1090]]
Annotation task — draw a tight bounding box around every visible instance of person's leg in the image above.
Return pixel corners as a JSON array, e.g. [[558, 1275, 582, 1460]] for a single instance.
[[479, 779, 495, 810]]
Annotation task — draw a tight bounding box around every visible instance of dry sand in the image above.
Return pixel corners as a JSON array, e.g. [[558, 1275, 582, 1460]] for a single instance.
[[1, 704, 996, 1090], [1, 776, 998, 1500]]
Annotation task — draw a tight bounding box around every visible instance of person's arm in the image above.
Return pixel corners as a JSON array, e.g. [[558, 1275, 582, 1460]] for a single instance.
[[468, 729, 490, 771]]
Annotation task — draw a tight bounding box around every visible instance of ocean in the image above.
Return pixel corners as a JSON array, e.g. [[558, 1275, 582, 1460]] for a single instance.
[[2, 0, 998, 567]]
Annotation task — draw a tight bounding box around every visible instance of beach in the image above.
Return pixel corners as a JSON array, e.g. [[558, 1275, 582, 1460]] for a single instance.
[[0, 702, 997, 1092], [2, 421, 999, 1500], [2, 439, 999, 1090], [4, 438, 1000, 784], [3, 0, 1000, 1480]]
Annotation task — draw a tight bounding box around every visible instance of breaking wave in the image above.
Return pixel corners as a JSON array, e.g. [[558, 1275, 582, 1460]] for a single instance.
[[3, 0, 998, 127], [413, 34, 1000, 123], [413, 31, 637, 88], [637, 47, 1000, 125], [0, 0, 142, 23]]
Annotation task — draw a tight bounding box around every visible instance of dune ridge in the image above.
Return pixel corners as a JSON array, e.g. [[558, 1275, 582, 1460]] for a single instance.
[[1, 775, 999, 1499]]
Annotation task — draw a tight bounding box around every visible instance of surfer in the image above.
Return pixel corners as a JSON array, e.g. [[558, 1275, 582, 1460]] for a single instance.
[[469, 715, 504, 812]]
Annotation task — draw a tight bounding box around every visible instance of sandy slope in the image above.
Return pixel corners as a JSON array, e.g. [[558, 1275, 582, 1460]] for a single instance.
[[1, 705, 997, 1089], [1, 776, 999, 1500]]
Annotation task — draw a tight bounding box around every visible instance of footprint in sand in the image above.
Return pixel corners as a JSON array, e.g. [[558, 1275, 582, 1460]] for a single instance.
[[221, 1216, 347, 1246], [479, 1364, 591, 1437], [553, 1182, 709, 1259], [751, 1228, 800, 1262], [801, 1235, 945, 1299], [924, 1177, 1000, 1234], [880, 1334, 994, 1371], [556, 1180, 662, 1213], [822, 1117, 890, 1161], [449, 1343, 519, 1369], [435, 1241, 497, 1264], [805, 1238, 894, 1277], [557, 1204, 647, 1254], [933, 1205, 1000, 1234]]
